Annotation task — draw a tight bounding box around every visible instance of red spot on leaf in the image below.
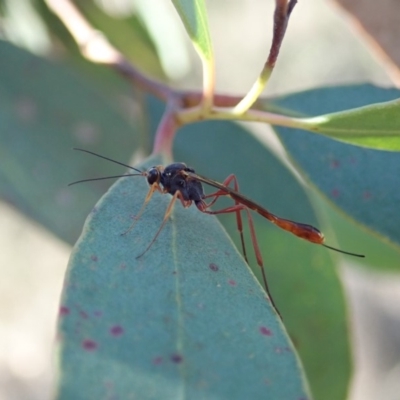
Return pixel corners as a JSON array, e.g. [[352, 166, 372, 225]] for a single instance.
[[59, 306, 70, 316], [170, 354, 183, 364], [228, 279, 237, 286], [82, 339, 98, 351], [93, 310, 103, 317], [153, 356, 163, 365], [330, 160, 340, 168], [119, 263, 127, 270], [80, 311, 89, 319], [331, 188, 340, 198], [259, 326, 272, 336], [363, 191, 371, 200], [110, 325, 124, 337], [91, 255, 98, 262], [209, 263, 219, 272]]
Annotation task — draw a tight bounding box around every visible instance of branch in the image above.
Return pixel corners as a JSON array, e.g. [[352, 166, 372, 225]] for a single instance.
[[45, 0, 172, 102], [45, 0, 297, 156], [45, 0, 247, 111], [177, 105, 307, 131]]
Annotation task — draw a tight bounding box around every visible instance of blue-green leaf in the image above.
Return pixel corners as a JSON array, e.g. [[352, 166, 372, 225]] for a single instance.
[[0, 40, 141, 243], [173, 120, 352, 400], [271, 85, 400, 255], [301, 97, 400, 151], [57, 154, 310, 400], [172, 0, 213, 62]]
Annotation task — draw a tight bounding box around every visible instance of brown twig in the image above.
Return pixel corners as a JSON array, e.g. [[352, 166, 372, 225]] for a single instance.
[[268, 0, 297, 69], [233, 0, 297, 113], [152, 102, 180, 158], [45, 0, 172, 102]]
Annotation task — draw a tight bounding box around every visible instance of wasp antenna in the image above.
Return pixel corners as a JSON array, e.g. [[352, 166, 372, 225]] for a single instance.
[[68, 173, 142, 186], [73, 148, 143, 173], [322, 244, 365, 258]]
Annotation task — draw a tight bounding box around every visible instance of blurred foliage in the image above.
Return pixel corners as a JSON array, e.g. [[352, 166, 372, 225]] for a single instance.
[[1, 1, 399, 400]]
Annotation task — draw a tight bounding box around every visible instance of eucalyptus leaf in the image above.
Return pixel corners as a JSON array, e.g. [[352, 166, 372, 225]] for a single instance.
[[172, 0, 213, 62], [173, 121, 352, 400], [57, 154, 311, 400], [271, 85, 400, 254], [303, 97, 400, 151], [0, 40, 141, 243]]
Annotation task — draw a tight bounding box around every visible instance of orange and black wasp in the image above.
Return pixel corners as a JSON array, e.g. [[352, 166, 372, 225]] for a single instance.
[[70, 148, 364, 317]]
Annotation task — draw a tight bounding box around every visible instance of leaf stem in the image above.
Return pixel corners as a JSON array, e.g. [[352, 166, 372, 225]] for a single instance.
[[152, 104, 180, 160], [177, 105, 308, 131], [201, 56, 215, 112], [233, 0, 297, 114], [46, 0, 300, 153]]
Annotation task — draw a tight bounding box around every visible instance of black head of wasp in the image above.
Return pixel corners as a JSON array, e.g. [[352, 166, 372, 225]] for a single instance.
[[69, 148, 365, 318]]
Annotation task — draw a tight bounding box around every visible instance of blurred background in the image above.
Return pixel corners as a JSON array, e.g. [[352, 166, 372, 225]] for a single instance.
[[0, 0, 399, 399]]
